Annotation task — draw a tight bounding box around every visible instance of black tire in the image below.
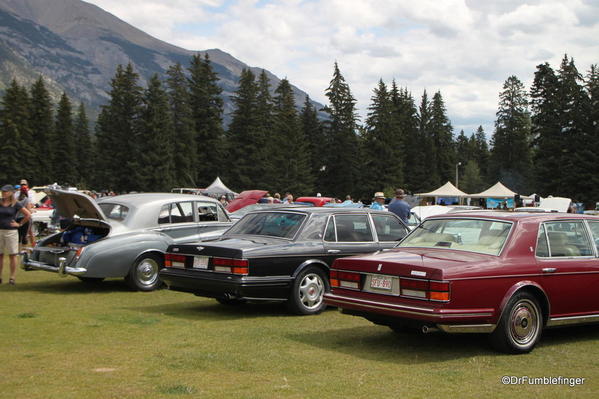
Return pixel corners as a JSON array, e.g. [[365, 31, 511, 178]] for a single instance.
[[216, 297, 246, 306], [489, 291, 543, 354], [287, 266, 328, 315], [125, 253, 164, 291], [77, 277, 105, 284]]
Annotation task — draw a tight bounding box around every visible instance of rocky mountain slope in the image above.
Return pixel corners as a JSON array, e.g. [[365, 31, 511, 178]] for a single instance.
[[0, 0, 320, 119]]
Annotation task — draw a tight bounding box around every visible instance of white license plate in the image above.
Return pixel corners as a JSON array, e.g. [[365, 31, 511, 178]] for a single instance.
[[370, 275, 392, 290], [193, 256, 209, 269], [171, 261, 185, 269]]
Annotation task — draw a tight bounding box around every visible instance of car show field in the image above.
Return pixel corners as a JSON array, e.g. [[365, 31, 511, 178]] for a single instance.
[[1, 266, 598, 398]]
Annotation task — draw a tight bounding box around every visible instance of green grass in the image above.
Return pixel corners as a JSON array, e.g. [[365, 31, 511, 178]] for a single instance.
[[1, 262, 598, 398]]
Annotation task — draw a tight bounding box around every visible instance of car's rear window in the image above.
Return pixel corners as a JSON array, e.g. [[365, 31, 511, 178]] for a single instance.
[[98, 203, 129, 221], [225, 212, 306, 239], [398, 218, 512, 255]]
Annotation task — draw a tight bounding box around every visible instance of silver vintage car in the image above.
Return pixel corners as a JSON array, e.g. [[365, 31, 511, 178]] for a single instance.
[[23, 190, 232, 290]]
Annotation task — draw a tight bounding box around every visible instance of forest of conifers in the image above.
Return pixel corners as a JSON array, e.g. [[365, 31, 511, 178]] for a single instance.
[[0, 53, 597, 204]]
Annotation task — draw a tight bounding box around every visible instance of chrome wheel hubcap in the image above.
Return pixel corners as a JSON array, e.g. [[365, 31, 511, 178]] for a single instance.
[[136, 258, 159, 286], [509, 299, 539, 346], [299, 273, 324, 310]]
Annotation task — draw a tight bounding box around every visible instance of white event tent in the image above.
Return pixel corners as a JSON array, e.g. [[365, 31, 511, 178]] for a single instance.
[[467, 182, 517, 199], [415, 181, 468, 204], [201, 177, 238, 198]]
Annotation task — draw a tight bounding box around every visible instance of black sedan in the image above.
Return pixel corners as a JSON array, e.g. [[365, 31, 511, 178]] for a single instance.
[[159, 208, 409, 315]]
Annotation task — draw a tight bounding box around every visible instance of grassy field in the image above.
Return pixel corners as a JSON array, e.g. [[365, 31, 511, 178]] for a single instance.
[[1, 260, 598, 398]]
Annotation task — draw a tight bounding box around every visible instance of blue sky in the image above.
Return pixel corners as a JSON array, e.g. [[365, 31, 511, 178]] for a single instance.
[[85, 0, 599, 138]]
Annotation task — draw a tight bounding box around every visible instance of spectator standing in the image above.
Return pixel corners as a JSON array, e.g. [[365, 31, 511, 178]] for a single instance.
[[388, 188, 411, 223], [283, 193, 294, 204], [16, 186, 35, 247], [370, 192, 386, 210], [273, 193, 282, 203], [219, 195, 229, 207], [0, 185, 31, 285]]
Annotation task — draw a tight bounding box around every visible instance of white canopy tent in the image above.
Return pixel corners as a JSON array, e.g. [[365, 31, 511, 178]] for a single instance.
[[416, 181, 468, 197], [415, 181, 469, 205], [467, 182, 517, 198], [201, 177, 238, 198]]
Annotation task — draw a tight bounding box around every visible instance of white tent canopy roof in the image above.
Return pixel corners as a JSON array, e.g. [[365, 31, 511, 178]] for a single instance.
[[201, 177, 237, 196], [416, 181, 468, 197], [467, 182, 517, 198]]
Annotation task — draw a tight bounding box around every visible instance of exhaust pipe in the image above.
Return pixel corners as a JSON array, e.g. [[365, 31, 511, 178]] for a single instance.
[[421, 325, 440, 334]]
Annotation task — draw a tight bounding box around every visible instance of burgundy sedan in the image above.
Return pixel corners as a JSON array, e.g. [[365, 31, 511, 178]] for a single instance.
[[324, 212, 599, 353]]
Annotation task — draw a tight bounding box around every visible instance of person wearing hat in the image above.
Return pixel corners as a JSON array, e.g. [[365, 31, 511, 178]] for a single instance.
[[388, 188, 411, 223], [0, 184, 31, 285], [370, 192, 386, 210]]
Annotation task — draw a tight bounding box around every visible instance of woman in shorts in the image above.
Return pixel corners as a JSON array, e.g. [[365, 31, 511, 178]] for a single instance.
[[0, 184, 31, 285]]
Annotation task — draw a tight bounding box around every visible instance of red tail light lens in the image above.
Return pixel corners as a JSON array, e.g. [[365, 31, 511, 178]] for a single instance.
[[164, 253, 186, 267], [399, 278, 450, 301], [330, 269, 361, 289], [212, 258, 249, 275]]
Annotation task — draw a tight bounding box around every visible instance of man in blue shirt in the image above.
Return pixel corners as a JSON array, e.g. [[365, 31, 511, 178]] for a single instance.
[[388, 188, 411, 223], [370, 192, 386, 210]]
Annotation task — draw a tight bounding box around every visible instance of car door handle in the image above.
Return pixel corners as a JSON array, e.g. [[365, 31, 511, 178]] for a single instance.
[[542, 267, 557, 273], [327, 249, 341, 254]]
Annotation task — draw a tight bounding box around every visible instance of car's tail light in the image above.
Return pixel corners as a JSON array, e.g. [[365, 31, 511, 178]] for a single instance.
[[212, 257, 249, 275], [330, 270, 362, 290], [74, 246, 85, 260], [164, 253, 186, 267], [400, 278, 450, 301], [429, 281, 450, 302]]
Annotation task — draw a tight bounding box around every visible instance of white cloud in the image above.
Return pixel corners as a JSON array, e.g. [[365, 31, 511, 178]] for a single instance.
[[84, 0, 599, 136]]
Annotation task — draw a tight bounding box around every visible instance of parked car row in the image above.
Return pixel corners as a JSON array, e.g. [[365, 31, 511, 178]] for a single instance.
[[22, 190, 599, 353]]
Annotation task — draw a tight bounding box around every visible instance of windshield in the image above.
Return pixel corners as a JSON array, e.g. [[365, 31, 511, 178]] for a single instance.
[[98, 203, 130, 222], [398, 218, 512, 255], [225, 212, 306, 239]]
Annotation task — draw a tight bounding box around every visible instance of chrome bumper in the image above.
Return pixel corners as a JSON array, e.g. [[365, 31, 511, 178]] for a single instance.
[[22, 254, 87, 276]]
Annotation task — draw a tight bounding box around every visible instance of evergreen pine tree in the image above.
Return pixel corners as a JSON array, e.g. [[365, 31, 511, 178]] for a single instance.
[[300, 95, 323, 192], [429, 91, 455, 185], [271, 78, 312, 194], [95, 64, 144, 192], [392, 86, 420, 192], [73, 102, 93, 187], [0, 80, 34, 183], [321, 62, 360, 197], [53, 92, 76, 185], [555, 55, 593, 203], [139, 74, 175, 191], [188, 54, 224, 187], [530, 63, 561, 196], [226, 68, 260, 190], [472, 126, 490, 184], [254, 70, 276, 188], [167, 62, 196, 187], [460, 160, 484, 193], [362, 79, 403, 197], [489, 75, 532, 193], [29, 76, 54, 183], [416, 90, 438, 190]]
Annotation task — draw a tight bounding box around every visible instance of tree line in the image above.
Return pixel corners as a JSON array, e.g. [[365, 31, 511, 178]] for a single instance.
[[0, 54, 597, 204]]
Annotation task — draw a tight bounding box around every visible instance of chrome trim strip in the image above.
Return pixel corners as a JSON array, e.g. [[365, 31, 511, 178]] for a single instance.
[[437, 324, 496, 333], [23, 259, 87, 276], [547, 314, 599, 327], [325, 294, 493, 319]]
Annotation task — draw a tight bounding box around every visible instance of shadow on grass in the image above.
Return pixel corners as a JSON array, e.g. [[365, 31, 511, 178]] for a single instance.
[[8, 278, 132, 294], [287, 323, 599, 363], [288, 325, 495, 363], [125, 299, 310, 321]]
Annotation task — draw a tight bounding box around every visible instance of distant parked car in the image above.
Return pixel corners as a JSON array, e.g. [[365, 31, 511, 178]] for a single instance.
[[23, 190, 232, 290], [325, 211, 599, 353], [295, 197, 334, 207], [160, 208, 409, 314]]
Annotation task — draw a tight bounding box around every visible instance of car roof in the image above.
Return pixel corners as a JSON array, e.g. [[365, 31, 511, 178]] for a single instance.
[[255, 207, 394, 215], [428, 211, 599, 222], [97, 192, 218, 208]]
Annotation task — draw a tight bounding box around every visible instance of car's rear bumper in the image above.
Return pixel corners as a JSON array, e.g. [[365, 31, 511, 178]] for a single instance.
[[159, 268, 293, 301], [22, 254, 87, 276], [324, 292, 496, 333]]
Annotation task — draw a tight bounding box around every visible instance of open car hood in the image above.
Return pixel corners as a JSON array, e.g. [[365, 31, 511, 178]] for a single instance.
[[49, 189, 106, 220]]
